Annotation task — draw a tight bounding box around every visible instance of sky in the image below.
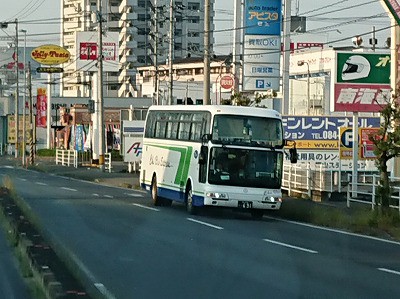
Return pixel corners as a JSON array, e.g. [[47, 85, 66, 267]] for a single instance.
[[0, 0, 393, 53]]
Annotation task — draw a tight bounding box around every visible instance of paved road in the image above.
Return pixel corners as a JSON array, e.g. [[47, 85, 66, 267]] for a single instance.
[[2, 165, 400, 299], [0, 207, 32, 299]]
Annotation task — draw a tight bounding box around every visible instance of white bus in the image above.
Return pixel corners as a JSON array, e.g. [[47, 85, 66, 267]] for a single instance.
[[140, 105, 297, 218]]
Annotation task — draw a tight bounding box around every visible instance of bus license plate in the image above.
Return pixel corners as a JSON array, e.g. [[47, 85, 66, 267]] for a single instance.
[[238, 201, 252, 209]]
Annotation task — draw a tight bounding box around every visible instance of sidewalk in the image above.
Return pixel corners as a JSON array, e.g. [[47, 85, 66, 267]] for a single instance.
[[0, 154, 140, 189]]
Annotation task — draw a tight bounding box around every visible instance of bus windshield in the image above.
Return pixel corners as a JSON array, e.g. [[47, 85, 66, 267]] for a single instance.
[[212, 114, 283, 148], [208, 147, 283, 189]]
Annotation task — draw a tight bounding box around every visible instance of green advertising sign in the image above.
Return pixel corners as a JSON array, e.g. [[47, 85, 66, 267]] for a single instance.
[[336, 52, 390, 84]]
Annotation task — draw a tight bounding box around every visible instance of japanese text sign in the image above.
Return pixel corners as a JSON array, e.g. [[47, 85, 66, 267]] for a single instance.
[[244, 0, 282, 35], [283, 116, 380, 149]]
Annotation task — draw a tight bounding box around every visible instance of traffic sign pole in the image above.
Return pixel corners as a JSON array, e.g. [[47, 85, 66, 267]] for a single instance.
[[352, 112, 359, 197]]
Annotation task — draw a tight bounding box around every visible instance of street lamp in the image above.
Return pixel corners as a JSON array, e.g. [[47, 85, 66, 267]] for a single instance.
[[297, 60, 310, 115]]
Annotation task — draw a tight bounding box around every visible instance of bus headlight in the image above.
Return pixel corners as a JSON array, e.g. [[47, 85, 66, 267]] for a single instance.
[[206, 192, 229, 200], [262, 197, 282, 203]]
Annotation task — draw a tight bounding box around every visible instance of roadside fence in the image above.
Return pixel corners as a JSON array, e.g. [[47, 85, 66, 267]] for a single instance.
[[282, 163, 379, 200], [105, 153, 112, 173], [55, 149, 78, 168], [347, 174, 400, 214]]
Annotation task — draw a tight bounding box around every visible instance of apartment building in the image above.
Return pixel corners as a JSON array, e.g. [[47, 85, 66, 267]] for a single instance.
[[60, 0, 214, 98]]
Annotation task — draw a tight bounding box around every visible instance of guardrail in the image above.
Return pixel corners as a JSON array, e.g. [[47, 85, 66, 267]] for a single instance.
[[55, 149, 78, 168], [282, 163, 380, 199], [347, 174, 400, 214], [104, 153, 112, 173]]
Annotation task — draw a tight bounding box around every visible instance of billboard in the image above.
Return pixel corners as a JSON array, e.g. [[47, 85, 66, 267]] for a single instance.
[[242, 0, 282, 92], [244, 0, 282, 35], [36, 88, 47, 128], [333, 52, 391, 112], [283, 116, 380, 149], [381, 0, 400, 25], [76, 32, 119, 72], [339, 127, 380, 160], [31, 44, 70, 65]]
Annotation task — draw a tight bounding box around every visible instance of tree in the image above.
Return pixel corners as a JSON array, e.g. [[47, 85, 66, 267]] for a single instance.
[[223, 91, 277, 106], [369, 95, 400, 212]]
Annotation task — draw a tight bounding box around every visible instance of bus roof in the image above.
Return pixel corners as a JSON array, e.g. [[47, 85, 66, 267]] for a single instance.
[[147, 105, 282, 119]]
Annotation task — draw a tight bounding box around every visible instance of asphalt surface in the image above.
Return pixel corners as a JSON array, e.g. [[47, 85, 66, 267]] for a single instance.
[[1, 154, 400, 299]]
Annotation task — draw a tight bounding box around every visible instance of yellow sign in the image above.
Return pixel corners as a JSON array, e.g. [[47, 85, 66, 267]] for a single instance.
[[31, 44, 70, 65], [7, 115, 32, 144], [295, 140, 339, 149]]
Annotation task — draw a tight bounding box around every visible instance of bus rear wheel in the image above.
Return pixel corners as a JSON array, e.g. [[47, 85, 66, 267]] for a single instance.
[[186, 186, 197, 215], [151, 176, 162, 206]]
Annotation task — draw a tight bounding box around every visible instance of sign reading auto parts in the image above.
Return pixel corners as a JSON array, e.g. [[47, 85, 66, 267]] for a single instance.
[[31, 45, 70, 65]]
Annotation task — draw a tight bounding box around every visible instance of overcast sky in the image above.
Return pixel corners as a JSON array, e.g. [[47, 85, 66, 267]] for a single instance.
[[0, 0, 392, 52]]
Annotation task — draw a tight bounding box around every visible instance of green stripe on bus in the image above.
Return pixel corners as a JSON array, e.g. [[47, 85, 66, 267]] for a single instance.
[[146, 143, 193, 185]]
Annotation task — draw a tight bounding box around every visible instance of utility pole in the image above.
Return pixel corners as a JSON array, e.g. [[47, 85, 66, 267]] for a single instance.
[[282, 0, 291, 114], [15, 19, 19, 158], [168, 0, 174, 105], [21, 29, 27, 165], [203, 0, 211, 105], [27, 61, 34, 165], [233, 0, 242, 93], [97, 0, 105, 168], [154, 0, 160, 105]]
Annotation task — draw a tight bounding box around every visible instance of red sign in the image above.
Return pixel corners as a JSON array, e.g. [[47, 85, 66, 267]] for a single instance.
[[361, 128, 380, 158], [80, 42, 97, 60], [334, 83, 391, 112], [36, 88, 47, 128], [220, 75, 234, 89]]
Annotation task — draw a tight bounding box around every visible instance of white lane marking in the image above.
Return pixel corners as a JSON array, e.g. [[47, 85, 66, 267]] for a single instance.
[[19, 178, 27, 181], [263, 238, 318, 254], [92, 193, 100, 197], [0, 166, 14, 169], [132, 203, 160, 211], [126, 193, 144, 197], [35, 182, 47, 186], [187, 218, 224, 230], [264, 216, 400, 246], [94, 283, 117, 299], [60, 187, 77, 192], [104, 195, 113, 198], [378, 268, 400, 276]]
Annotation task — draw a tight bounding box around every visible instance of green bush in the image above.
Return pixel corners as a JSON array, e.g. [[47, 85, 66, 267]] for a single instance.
[[36, 149, 56, 157]]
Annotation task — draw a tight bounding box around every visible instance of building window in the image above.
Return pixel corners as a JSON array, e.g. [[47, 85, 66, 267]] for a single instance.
[[188, 2, 200, 11]]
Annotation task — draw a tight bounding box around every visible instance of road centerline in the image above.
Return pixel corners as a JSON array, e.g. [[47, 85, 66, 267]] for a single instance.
[[378, 268, 400, 276], [132, 203, 160, 211], [263, 238, 318, 254], [61, 187, 78, 192], [187, 218, 224, 230]]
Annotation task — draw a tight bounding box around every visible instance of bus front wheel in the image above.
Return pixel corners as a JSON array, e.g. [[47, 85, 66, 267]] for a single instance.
[[151, 176, 162, 206], [186, 186, 197, 215]]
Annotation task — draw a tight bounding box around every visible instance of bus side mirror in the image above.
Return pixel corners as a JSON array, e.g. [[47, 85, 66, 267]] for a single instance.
[[289, 148, 298, 164], [199, 145, 208, 165]]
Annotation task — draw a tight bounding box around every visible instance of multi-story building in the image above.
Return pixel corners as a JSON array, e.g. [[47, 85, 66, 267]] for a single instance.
[[60, 0, 214, 98]]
